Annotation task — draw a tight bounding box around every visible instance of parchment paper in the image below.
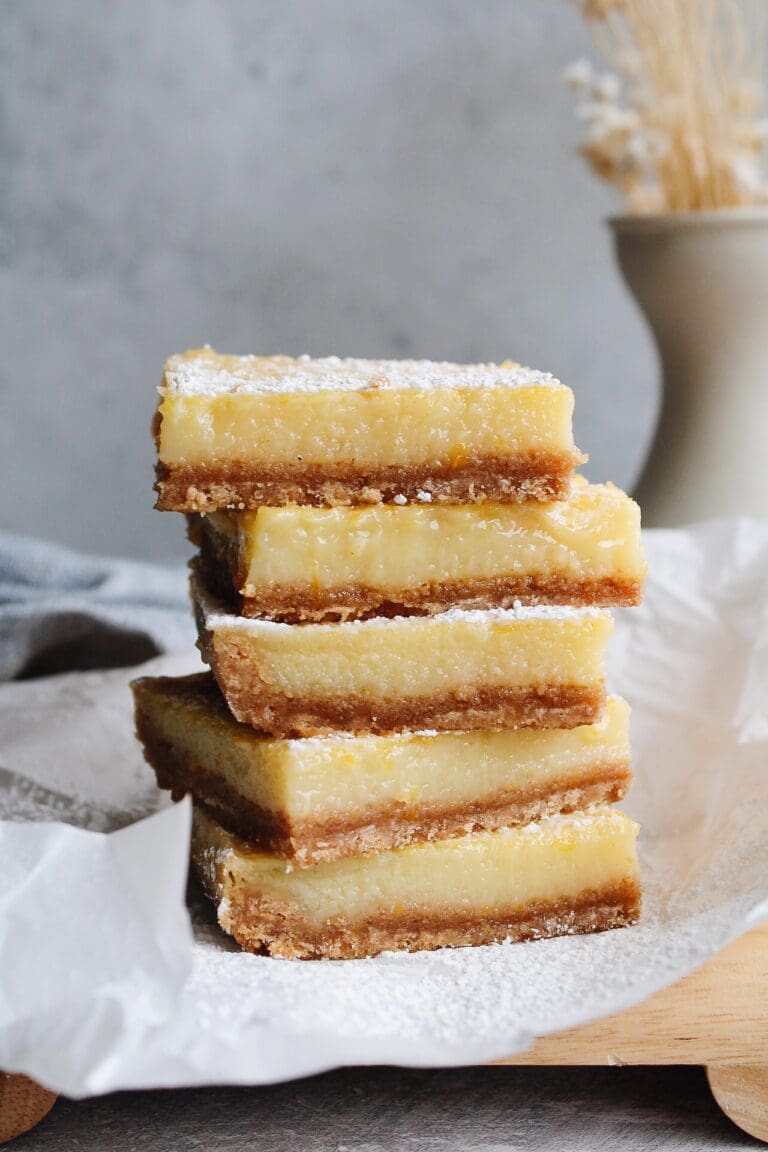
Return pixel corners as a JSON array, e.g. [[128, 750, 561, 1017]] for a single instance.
[[1, 518, 766, 1096]]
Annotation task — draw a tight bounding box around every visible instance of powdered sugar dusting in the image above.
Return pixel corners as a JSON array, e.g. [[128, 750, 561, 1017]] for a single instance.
[[162, 349, 563, 397], [193, 575, 610, 635]]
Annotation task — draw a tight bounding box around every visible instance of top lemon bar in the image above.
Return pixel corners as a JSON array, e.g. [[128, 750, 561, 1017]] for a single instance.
[[154, 348, 586, 511]]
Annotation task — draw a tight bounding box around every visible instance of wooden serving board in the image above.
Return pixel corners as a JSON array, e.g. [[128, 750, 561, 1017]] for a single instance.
[[2, 927, 767, 1145]]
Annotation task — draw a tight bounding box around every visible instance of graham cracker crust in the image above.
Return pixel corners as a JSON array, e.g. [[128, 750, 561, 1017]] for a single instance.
[[212, 665, 603, 741], [216, 572, 641, 629], [156, 452, 581, 512], [194, 862, 642, 959], [134, 703, 631, 864], [241, 578, 642, 621]]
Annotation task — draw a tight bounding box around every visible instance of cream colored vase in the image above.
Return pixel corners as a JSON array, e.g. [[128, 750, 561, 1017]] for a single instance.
[[611, 210, 768, 527]]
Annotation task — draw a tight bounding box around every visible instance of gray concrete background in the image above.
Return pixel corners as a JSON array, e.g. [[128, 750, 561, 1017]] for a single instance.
[[1, 0, 657, 561]]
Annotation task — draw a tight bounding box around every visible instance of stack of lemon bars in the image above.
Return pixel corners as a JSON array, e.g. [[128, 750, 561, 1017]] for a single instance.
[[132, 348, 646, 960]]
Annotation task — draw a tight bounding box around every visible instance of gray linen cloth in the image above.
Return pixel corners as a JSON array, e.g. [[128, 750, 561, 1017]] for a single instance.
[[0, 532, 194, 680]]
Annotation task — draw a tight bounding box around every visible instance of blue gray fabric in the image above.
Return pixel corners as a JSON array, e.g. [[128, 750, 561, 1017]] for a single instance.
[[0, 532, 193, 680]]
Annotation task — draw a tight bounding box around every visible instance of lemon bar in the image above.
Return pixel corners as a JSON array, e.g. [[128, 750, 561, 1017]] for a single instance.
[[154, 349, 585, 511], [133, 674, 632, 866], [192, 479, 645, 622], [193, 803, 641, 959], [191, 566, 612, 737]]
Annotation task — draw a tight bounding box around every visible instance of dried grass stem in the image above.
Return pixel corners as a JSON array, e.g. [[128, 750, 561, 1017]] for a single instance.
[[567, 1, 768, 213]]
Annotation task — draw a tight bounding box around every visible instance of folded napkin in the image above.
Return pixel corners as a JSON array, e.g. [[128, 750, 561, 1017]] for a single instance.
[[0, 531, 193, 680]]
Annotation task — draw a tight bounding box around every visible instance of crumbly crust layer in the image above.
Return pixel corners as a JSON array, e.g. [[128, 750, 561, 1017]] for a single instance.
[[206, 640, 605, 737], [239, 579, 642, 622], [194, 866, 642, 959], [156, 453, 580, 512], [135, 705, 630, 864], [213, 569, 641, 624]]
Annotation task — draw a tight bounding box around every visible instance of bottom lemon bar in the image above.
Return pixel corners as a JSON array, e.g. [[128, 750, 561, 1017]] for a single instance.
[[193, 804, 641, 959], [133, 673, 632, 866]]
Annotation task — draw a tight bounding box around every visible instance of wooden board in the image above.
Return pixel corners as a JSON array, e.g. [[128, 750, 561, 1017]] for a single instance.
[[498, 924, 768, 1067], [0, 1073, 57, 1146]]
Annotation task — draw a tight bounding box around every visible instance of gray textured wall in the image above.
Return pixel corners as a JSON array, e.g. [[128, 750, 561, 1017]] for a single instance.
[[1, 0, 657, 561]]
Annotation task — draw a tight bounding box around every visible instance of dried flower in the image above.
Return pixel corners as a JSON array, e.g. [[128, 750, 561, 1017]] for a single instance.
[[563, 58, 594, 89], [578, 0, 626, 20], [593, 73, 621, 102], [565, 0, 768, 213]]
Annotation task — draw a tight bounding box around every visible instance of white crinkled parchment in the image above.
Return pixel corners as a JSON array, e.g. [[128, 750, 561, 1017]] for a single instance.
[[1, 519, 767, 1096]]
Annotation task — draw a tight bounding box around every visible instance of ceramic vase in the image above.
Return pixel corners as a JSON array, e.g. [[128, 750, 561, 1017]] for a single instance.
[[611, 209, 768, 527]]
